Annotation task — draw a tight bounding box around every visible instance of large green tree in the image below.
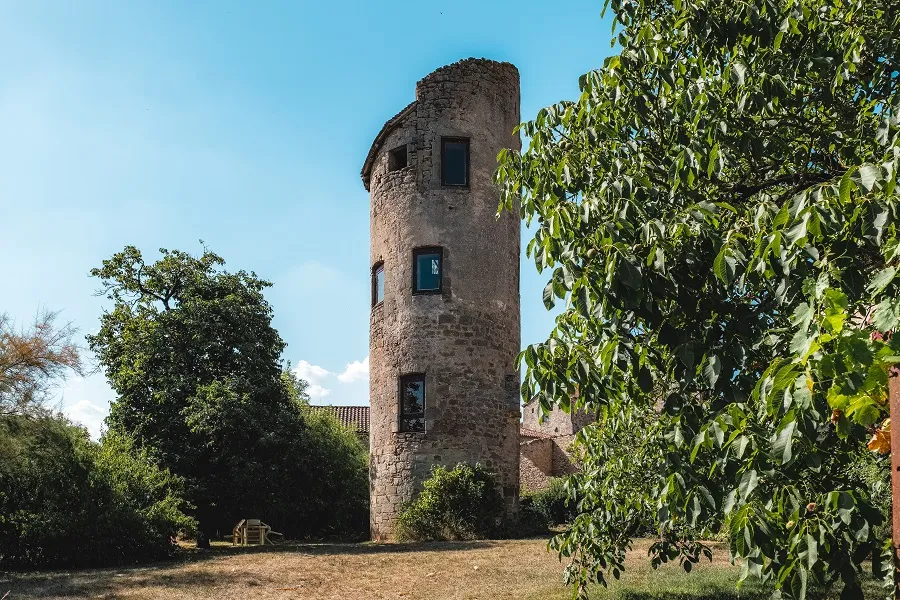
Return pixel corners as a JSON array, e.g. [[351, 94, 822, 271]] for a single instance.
[[89, 246, 367, 545], [497, 0, 899, 598]]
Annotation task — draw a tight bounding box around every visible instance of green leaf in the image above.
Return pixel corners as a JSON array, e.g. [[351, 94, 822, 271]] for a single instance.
[[542, 280, 555, 310], [574, 283, 591, 318], [867, 267, 896, 295], [707, 143, 721, 179], [703, 355, 722, 388], [856, 164, 880, 194], [806, 534, 817, 569], [839, 167, 855, 203], [872, 299, 899, 332], [771, 412, 796, 465], [713, 246, 736, 284], [738, 469, 758, 501], [618, 258, 642, 290], [731, 62, 747, 86]]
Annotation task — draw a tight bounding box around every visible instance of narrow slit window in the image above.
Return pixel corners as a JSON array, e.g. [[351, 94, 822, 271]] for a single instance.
[[441, 138, 469, 186], [413, 247, 442, 293], [399, 374, 426, 433], [372, 262, 385, 306], [388, 145, 408, 172]]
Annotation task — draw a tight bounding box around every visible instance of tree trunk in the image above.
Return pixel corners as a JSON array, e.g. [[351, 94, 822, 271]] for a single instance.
[[195, 529, 211, 549], [195, 509, 212, 549]]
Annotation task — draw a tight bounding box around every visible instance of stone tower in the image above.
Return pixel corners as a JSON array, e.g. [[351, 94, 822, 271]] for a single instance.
[[361, 58, 522, 540]]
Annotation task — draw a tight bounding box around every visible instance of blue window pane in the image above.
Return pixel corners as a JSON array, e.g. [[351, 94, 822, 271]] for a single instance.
[[373, 265, 385, 305], [442, 139, 468, 186], [415, 252, 441, 292], [400, 375, 425, 433]]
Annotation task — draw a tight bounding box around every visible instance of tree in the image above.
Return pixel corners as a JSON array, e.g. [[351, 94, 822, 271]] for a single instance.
[[89, 246, 369, 546], [88, 246, 294, 546], [0, 311, 83, 415], [496, 1, 899, 598]]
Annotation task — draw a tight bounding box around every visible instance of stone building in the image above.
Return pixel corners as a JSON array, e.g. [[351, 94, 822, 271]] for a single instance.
[[310, 402, 593, 494], [361, 58, 522, 540], [519, 400, 595, 491]]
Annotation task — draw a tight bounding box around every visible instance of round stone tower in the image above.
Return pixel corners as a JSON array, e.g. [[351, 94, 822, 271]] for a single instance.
[[361, 58, 522, 540]]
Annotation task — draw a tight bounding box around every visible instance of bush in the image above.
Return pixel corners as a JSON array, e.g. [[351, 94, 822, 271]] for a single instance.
[[396, 464, 505, 541], [528, 478, 577, 525], [0, 415, 193, 569], [264, 401, 370, 539]]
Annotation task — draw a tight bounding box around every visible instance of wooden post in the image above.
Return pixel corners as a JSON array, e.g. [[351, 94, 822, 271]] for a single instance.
[[890, 366, 900, 597]]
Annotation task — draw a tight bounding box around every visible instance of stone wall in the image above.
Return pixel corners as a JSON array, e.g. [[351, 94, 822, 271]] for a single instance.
[[520, 437, 554, 491], [367, 59, 522, 540], [522, 400, 595, 437]]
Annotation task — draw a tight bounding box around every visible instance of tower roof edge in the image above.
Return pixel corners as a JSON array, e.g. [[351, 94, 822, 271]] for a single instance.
[[360, 101, 417, 191]]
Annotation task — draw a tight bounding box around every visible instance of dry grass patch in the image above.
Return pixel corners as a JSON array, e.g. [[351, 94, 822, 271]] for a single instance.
[[0, 538, 878, 600]]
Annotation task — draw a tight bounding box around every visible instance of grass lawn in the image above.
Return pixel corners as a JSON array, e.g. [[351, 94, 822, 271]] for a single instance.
[[0, 538, 884, 599]]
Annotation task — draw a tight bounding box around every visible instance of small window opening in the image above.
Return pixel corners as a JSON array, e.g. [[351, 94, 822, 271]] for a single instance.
[[413, 247, 442, 294], [441, 137, 469, 186], [388, 145, 408, 172], [372, 262, 385, 306], [399, 374, 426, 433]]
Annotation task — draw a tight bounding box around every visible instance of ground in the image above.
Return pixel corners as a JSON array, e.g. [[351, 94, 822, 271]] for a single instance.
[[0, 538, 883, 600]]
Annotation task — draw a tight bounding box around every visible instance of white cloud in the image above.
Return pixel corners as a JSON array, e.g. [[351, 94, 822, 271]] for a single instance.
[[58, 374, 114, 440], [293, 360, 333, 398], [307, 384, 332, 399], [292, 356, 368, 405], [337, 355, 369, 383], [293, 359, 331, 383]]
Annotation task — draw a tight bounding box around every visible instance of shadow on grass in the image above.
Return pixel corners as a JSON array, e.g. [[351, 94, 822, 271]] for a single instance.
[[2, 567, 257, 599], [0, 539, 500, 598], [203, 538, 499, 557], [617, 592, 768, 600]]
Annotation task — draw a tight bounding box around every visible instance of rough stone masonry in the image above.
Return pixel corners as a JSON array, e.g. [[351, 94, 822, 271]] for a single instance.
[[361, 58, 522, 540]]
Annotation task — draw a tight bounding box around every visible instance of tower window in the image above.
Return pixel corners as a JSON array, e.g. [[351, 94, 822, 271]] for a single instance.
[[399, 374, 426, 433], [441, 137, 469, 187], [413, 247, 442, 294], [372, 262, 385, 306], [388, 145, 408, 171]]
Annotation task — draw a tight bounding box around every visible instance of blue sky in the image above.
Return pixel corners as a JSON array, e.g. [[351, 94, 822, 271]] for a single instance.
[[0, 1, 615, 438]]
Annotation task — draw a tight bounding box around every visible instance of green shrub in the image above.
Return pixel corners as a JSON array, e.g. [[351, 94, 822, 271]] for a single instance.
[[396, 464, 504, 541], [0, 415, 193, 569], [531, 478, 577, 525], [517, 496, 553, 536]]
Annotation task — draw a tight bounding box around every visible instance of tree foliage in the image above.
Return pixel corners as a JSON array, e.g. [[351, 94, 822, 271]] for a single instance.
[[88, 246, 368, 543], [0, 311, 83, 416], [0, 414, 191, 569], [496, 0, 900, 597]]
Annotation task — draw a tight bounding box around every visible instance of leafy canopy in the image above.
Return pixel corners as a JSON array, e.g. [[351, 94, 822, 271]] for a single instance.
[[0, 414, 191, 569], [89, 246, 368, 541], [496, 0, 899, 598]]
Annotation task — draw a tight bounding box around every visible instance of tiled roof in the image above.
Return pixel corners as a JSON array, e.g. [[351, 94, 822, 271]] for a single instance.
[[520, 426, 554, 440], [311, 405, 370, 435]]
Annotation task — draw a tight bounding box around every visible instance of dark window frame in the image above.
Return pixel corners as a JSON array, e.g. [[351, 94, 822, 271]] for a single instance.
[[412, 246, 443, 295], [371, 261, 385, 307], [440, 137, 470, 187], [398, 373, 426, 433], [388, 145, 408, 172]]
